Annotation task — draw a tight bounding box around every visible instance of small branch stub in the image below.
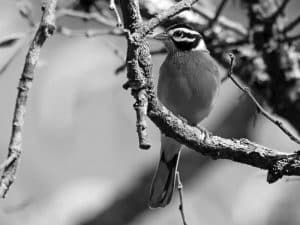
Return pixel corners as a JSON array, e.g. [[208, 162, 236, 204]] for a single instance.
[[134, 89, 151, 149], [109, 0, 123, 27]]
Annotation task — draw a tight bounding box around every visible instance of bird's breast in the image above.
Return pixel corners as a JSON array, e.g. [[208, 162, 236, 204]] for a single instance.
[[157, 51, 220, 125]]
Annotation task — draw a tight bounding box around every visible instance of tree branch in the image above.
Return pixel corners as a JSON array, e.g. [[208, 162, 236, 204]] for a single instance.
[[206, 0, 228, 29], [109, 0, 122, 27], [283, 33, 300, 43], [142, 0, 201, 36], [119, 0, 300, 189], [139, 0, 300, 136], [191, 4, 247, 36], [268, 0, 290, 22], [282, 15, 300, 33], [56, 26, 124, 38], [55, 8, 115, 27], [148, 98, 300, 183], [176, 172, 188, 225], [226, 53, 300, 145], [0, 0, 57, 198], [80, 98, 256, 225], [120, 0, 151, 149]]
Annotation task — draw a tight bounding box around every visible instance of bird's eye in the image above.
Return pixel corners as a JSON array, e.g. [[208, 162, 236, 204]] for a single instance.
[[173, 31, 182, 37]]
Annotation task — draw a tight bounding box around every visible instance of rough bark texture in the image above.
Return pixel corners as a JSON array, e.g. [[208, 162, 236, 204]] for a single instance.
[[139, 0, 300, 133], [117, 0, 300, 185], [3, 0, 300, 211], [0, 0, 57, 197]]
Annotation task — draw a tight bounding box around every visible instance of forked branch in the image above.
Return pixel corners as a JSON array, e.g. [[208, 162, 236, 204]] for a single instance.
[[120, 0, 300, 188]]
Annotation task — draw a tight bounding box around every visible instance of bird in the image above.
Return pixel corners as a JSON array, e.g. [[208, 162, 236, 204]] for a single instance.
[[149, 24, 221, 208]]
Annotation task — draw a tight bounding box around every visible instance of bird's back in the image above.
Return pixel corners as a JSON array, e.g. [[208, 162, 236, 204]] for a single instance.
[[158, 50, 220, 125]]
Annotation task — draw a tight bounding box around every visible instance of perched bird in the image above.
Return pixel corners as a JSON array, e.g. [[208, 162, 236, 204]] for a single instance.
[[149, 24, 220, 208]]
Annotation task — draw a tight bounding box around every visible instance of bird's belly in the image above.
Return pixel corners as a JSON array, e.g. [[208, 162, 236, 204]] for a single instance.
[[158, 51, 220, 125], [159, 75, 217, 125]]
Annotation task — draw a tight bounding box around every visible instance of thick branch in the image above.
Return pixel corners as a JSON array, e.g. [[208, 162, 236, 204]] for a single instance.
[[80, 98, 255, 225], [147, 98, 300, 183], [0, 0, 57, 197], [120, 0, 151, 149], [120, 0, 300, 185], [140, 0, 300, 135]]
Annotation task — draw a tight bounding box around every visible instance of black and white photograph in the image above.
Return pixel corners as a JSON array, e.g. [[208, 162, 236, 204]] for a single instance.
[[1, 0, 300, 224]]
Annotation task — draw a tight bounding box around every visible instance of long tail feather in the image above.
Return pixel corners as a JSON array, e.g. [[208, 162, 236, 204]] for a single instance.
[[149, 135, 181, 208], [149, 152, 180, 208]]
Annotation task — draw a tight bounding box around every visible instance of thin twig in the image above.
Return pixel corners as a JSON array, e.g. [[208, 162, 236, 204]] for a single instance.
[[209, 38, 249, 50], [268, 0, 290, 22], [17, 0, 36, 27], [176, 171, 188, 225], [115, 48, 166, 75], [191, 5, 247, 37], [283, 34, 300, 43], [285, 177, 300, 182], [56, 26, 124, 38], [0, 33, 27, 75], [226, 53, 300, 145], [0, 0, 57, 198], [282, 15, 300, 33], [109, 0, 122, 27], [0, 33, 25, 48], [115, 62, 127, 75], [105, 40, 126, 62], [206, 0, 228, 29], [55, 8, 115, 27], [221, 75, 229, 83], [143, 0, 201, 36], [0, 154, 18, 171], [150, 47, 167, 55]]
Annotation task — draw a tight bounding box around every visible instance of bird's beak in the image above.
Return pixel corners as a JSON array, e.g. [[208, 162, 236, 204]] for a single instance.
[[152, 32, 169, 40]]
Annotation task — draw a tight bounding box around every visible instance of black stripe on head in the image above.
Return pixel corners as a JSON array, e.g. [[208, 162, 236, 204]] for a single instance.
[[173, 38, 201, 51]]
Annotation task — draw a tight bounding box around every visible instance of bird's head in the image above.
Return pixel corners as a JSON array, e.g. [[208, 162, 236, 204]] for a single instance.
[[153, 24, 207, 52]]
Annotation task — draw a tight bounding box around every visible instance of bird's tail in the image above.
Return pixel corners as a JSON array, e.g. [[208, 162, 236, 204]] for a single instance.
[[149, 136, 181, 208]]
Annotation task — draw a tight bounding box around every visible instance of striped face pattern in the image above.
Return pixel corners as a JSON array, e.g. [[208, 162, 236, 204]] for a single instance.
[[167, 25, 204, 51]]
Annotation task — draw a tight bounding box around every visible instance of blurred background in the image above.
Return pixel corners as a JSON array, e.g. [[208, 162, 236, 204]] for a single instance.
[[0, 0, 300, 224]]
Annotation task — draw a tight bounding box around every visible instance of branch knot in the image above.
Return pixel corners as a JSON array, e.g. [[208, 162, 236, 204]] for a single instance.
[[267, 159, 287, 183]]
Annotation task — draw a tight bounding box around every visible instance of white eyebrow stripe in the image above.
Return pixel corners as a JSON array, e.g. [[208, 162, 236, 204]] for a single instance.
[[172, 36, 196, 42], [168, 28, 199, 36]]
